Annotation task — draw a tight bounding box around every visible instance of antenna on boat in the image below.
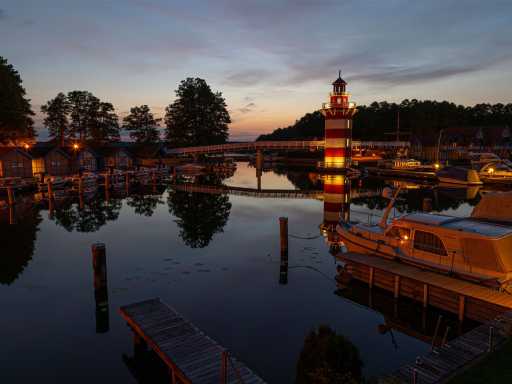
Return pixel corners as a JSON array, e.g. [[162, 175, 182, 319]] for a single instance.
[[379, 186, 402, 229]]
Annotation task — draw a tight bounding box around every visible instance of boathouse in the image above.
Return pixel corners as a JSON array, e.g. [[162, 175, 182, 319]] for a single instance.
[[132, 143, 166, 167], [96, 146, 135, 170], [30, 144, 74, 176], [0, 147, 33, 178], [77, 146, 101, 172]]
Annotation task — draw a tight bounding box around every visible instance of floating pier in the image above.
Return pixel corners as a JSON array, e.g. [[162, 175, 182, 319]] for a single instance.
[[120, 298, 266, 384], [380, 311, 512, 384], [337, 252, 512, 323]]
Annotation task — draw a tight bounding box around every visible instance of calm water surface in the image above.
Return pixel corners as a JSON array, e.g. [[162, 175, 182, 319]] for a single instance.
[[0, 162, 481, 383]]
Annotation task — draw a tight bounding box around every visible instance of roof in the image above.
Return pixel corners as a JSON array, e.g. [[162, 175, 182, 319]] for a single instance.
[[332, 75, 347, 86], [400, 213, 512, 238], [131, 143, 164, 158], [0, 147, 33, 159], [29, 143, 71, 159]]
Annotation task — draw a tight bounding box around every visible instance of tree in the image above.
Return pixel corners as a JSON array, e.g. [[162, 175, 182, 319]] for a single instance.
[[296, 325, 363, 384], [165, 78, 230, 147], [123, 105, 161, 143], [88, 101, 120, 143], [41, 92, 70, 146], [67, 91, 120, 143], [0, 56, 35, 144], [67, 90, 97, 143]]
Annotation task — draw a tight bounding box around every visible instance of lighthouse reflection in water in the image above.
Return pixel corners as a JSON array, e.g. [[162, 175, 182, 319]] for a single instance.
[[321, 174, 351, 254]]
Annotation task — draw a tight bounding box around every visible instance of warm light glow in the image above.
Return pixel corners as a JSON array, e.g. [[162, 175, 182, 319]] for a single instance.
[[434, 163, 440, 169], [403, 235, 409, 240], [488, 167, 495, 174], [324, 157, 346, 167], [73, 143, 79, 150], [23, 143, 29, 150]]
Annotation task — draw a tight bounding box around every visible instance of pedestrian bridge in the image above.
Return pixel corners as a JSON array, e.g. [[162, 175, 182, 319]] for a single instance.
[[166, 140, 409, 155], [171, 183, 382, 200]]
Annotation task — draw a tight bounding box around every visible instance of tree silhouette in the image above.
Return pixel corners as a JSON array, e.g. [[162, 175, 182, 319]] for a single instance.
[[296, 325, 363, 384], [123, 105, 161, 143], [0, 201, 42, 285], [165, 78, 230, 147], [0, 56, 35, 144], [51, 196, 122, 232], [127, 187, 164, 217], [41, 92, 71, 146], [168, 175, 231, 248], [66, 91, 119, 143]]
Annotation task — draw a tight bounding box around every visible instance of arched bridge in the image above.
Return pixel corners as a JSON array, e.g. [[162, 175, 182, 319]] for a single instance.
[[166, 140, 409, 155], [171, 183, 382, 200]]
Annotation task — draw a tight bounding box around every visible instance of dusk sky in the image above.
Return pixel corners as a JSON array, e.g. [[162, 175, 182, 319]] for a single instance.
[[1, 0, 511, 140]]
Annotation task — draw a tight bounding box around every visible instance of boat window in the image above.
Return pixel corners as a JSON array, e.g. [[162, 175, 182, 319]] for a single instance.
[[413, 230, 447, 256], [386, 226, 410, 240]]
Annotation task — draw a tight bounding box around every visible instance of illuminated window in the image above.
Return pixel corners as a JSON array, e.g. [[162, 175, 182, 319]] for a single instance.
[[413, 230, 447, 256]]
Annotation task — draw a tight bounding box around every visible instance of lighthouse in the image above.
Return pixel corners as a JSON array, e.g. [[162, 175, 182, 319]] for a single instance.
[[320, 72, 357, 170]]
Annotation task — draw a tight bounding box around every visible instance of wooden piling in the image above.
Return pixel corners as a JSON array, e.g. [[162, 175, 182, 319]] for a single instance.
[[7, 186, 14, 206], [47, 178, 53, 199], [220, 350, 228, 384], [92, 243, 109, 333], [394, 275, 400, 299], [279, 217, 289, 285], [369, 267, 374, 289], [458, 295, 466, 322], [423, 283, 429, 308]]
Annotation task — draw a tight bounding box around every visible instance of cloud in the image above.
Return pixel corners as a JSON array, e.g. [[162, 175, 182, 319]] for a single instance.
[[224, 69, 272, 87], [238, 102, 256, 114], [0, 9, 5, 20]]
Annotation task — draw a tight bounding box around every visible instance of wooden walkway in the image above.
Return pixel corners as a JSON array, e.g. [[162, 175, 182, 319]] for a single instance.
[[380, 311, 512, 383], [339, 253, 512, 311], [120, 298, 266, 384]]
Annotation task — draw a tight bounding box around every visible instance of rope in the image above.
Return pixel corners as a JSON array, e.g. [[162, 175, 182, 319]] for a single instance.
[[289, 234, 321, 240]]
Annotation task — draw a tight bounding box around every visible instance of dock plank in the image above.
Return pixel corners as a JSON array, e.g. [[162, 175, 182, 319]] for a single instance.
[[120, 298, 266, 384]]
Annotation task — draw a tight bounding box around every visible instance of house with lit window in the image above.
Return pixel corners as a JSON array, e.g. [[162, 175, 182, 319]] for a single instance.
[[30, 144, 74, 176], [0, 147, 33, 178]]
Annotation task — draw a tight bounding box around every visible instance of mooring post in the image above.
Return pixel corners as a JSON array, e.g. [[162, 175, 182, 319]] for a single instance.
[[279, 217, 289, 285], [394, 275, 400, 299], [488, 326, 494, 352], [368, 267, 374, 289], [8, 205, 15, 225], [220, 350, 228, 384], [458, 295, 465, 322], [431, 315, 443, 351], [7, 186, 14, 206], [47, 178, 53, 200], [92, 243, 109, 333], [423, 284, 429, 308], [412, 368, 418, 384], [441, 326, 450, 347]]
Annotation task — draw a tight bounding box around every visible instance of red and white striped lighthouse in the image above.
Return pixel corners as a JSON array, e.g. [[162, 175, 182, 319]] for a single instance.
[[320, 72, 357, 169]]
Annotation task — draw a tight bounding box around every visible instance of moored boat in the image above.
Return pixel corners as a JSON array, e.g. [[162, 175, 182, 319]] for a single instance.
[[436, 166, 482, 185], [337, 189, 512, 291]]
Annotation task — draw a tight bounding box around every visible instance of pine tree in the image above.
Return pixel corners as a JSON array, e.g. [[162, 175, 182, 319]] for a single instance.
[[88, 101, 120, 143], [0, 56, 35, 144], [41, 93, 71, 146], [164, 78, 230, 147], [123, 105, 161, 143]]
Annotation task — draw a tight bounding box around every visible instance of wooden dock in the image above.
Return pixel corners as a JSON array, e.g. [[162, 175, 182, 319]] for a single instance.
[[337, 252, 512, 323], [120, 298, 266, 384], [380, 310, 512, 383]]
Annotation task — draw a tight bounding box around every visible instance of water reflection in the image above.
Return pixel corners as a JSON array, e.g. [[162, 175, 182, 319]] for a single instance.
[[296, 325, 363, 384], [0, 198, 42, 284], [126, 185, 166, 217], [167, 174, 232, 248], [51, 196, 122, 232]]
